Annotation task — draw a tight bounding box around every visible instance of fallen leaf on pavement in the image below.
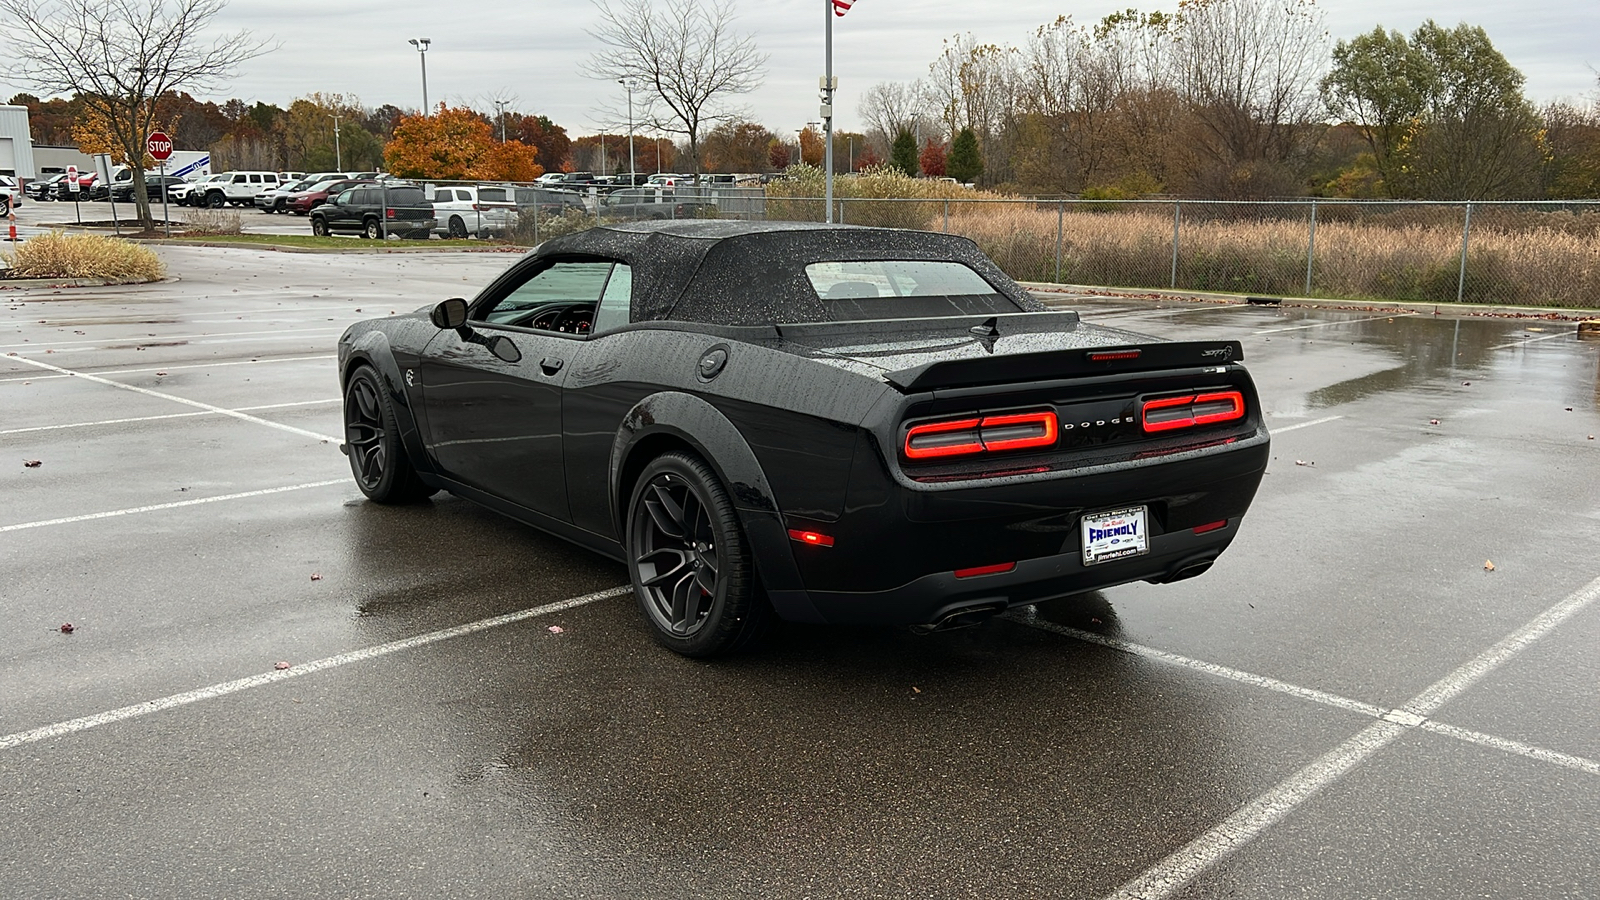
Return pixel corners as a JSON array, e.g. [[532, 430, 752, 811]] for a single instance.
[[1484, 560, 1496, 571], [274, 661, 291, 670], [1295, 459, 1314, 466], [23, 459, 42, 468], [310, 573, 322, 581], [548, 625, 564, 633], [1429, 419, 1440, 425], [60, 623, 74, 634]]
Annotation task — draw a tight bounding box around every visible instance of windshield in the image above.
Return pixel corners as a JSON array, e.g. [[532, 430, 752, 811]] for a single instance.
[[803, 260, 1020, 320]]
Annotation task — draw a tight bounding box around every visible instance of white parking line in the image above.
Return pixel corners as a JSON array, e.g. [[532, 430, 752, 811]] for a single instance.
[[7, 354, 340, 442], [0, 480, 347, 533], [0, 586, 630, 751], [0, 399, 340, 436], [1488, 331, 1575, 351], [1101, 571, 1600, 900], [93, 354, 335, 375], [1253, 313, 1416, 335], [0, 325, 344, 351], [1266, 415, 1343, 434], [1013, 610, 1600, 777]]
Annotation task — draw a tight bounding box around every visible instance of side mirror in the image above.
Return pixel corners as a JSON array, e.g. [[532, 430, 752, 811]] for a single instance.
[[430, 297, 469, 329]]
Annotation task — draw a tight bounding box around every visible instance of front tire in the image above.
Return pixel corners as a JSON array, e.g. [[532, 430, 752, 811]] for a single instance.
[[343, 366, 435, 503], [447, 216, 467, 239], [311, 216, 328, 236], [627, 452, 772, 657], [206, 192, 225, 208]]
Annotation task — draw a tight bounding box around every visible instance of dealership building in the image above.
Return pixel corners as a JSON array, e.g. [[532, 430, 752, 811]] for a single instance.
[[0, 105, 39, 180]]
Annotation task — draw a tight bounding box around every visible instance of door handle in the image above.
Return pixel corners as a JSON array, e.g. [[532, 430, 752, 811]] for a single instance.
[[539, 357, 564, 376]]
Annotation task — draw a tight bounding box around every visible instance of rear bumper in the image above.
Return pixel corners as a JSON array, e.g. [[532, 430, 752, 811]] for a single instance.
[[799, 519, 1238, 626]]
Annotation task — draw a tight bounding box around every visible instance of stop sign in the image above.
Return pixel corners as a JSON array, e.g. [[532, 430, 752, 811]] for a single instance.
[[146, 131, 173, 161]]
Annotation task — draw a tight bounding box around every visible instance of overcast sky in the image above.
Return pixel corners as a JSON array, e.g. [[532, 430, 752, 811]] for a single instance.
[[148, 0, 1600, 139]]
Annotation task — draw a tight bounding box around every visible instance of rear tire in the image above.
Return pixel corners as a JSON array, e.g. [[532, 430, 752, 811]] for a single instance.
[[343, 366, 436, 504], [626, 452, 773, 657]]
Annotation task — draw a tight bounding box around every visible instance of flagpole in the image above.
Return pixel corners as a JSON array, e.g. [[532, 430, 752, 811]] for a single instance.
[[823, 0, 834, 224]]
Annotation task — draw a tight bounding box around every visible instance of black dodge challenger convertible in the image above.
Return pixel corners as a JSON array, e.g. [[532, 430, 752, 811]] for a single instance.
[[338, 221, 1269, 656]]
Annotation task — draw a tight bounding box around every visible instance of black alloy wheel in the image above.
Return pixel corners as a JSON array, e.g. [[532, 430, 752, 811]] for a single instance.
[[311, 216, 328, 236], [342, 366, 435, 503], [448, 216, 467, 239], [206, 191, 225, 208], [627, 452, 771, 656], [364, 218, 382, 240]]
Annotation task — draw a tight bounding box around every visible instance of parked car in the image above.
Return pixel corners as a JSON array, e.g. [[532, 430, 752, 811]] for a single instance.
[[427, 185, 510, 238], [600, 187, 713, 220], [26, 174, 66, 202], [194, 171, 285, 208], [54, 173, 96, 200], [255, 178, 316, 213], [0, 176, 17, 214], [109, 175, 187, 203], [336, 221, 1269, 656], [285, 178, 372, 215], [169, 174, 228, 206], [310, 183, 434, 239], [534, 172, 567, 185]]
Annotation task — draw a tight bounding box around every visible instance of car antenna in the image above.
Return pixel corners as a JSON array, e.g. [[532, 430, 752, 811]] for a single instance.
[[968, 316, 1000, 338]]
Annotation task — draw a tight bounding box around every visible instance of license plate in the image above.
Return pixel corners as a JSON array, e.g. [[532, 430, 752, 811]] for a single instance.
[[1081, 506, 1149, 565]]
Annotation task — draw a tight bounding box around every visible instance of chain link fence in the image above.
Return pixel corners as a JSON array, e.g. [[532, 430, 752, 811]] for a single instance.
[[352, 179, 1600, 309]]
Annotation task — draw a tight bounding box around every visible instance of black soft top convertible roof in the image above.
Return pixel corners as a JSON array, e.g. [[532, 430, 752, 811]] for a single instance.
[[532, 220, 1044, 325]]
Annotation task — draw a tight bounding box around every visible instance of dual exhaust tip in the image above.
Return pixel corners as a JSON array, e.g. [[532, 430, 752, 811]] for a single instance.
[[911, 555, 1218, 633]]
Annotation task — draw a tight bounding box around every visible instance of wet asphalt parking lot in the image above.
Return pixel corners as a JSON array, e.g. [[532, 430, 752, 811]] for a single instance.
[[3, 244, 1599, 899]]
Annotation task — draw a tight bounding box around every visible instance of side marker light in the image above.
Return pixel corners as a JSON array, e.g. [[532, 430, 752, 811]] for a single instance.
[[788, 529, 834, 547], [954, 562, 1016, 578]]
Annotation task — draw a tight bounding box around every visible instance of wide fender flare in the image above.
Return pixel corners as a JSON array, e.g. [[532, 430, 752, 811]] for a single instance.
[[340, 329, 433, 474], [609, 391, 823, 622]]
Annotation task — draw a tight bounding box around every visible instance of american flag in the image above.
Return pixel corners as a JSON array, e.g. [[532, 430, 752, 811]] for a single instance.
[[832, 0, 856, 16]]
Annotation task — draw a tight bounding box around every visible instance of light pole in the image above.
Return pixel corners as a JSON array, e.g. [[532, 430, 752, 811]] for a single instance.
[[330, 114, 342, 170], [492, 99, 510, 142], [655, 135, 663, 173], [618, 79, 636, 184], [407, 38, 431, 114]]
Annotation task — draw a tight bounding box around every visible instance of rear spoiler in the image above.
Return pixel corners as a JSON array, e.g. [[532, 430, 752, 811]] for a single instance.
[[885, 341, 1245, 392]]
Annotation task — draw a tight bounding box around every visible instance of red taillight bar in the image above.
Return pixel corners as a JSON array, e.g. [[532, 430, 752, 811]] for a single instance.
[[904, 411, 1059, 459], [903, 417, 983, 459], [1088, 349, 1141, 362], [979, 411, 1058, 452], [1140, 390, 1245, 433]]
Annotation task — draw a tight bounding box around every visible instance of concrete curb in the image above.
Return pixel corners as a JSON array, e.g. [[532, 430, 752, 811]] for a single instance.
[[0, 275, 163, 288], [1017, 281, 1600, 321]]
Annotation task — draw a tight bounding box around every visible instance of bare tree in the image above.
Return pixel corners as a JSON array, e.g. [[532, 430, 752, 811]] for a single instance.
[[858, 81, 928, 145], [0, 0, 270, 228], [588, 0, 765, 176], [1174, 0, 1328, 181]]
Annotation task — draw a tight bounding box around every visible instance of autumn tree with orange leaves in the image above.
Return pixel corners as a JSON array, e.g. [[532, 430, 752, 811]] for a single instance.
[[384, 105, 543, 181]]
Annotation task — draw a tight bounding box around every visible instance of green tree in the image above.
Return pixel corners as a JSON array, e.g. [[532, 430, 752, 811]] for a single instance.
[[1322, 21, 1543, 199], [890, 127, 920, 176], [1321, 27, 1428, 190], [947, 127, 983, 183]]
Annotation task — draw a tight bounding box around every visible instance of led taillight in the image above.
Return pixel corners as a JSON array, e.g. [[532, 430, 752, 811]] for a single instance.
[[979, 411, 1058, 452], [904, 417, 983, 459], [903, 411, 1059, 459], [1088, 349, 1141, 362], [1140, 390, 1245, 433]]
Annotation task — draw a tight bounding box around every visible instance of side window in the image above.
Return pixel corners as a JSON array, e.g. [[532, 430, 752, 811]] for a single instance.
[[592, 264, 632, 334], [335, 189, 356, 205], [478, 261, 615, 326], [264, 174, 277, 184], [248, 174, 262, 184], [232, 174, 247, 183], [456, 190, 472, 202]]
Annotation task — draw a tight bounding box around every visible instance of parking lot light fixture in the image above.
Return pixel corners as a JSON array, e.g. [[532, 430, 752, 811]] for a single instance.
[[407, 38, 431, 114], [329, 114, 342, 170], [619, 79, 636, 184], [493, 99, 510, 142]]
